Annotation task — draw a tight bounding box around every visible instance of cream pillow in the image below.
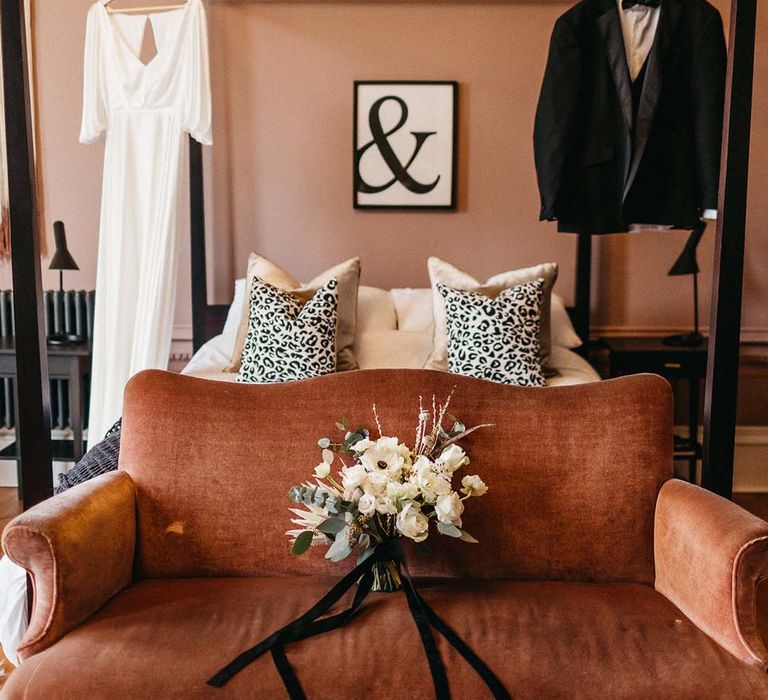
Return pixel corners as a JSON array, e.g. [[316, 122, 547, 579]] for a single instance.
[[426, 257, 558, 371], [226, 254, 360, 373]]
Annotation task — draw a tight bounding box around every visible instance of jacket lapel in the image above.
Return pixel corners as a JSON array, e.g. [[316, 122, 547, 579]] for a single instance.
[[623, 0, 684, 199], [596, 2, 633, 134]]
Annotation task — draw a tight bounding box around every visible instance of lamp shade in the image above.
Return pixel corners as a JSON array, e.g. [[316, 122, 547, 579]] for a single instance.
[[668, 221, 706, 277], [48, 221, 79, 271]]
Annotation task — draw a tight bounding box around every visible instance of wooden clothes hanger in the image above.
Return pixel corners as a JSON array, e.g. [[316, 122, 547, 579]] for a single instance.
[[104, 0, 187, 15]]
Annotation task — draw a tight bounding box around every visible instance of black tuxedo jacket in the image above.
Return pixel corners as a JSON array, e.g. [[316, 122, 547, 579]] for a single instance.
[[533, 0, 726, 233]]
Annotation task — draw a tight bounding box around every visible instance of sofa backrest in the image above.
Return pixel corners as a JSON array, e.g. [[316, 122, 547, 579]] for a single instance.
[[120, 369, 672, 583]]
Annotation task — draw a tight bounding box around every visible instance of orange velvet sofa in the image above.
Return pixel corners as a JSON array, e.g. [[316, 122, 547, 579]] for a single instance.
[[3, 369, 768, 698]]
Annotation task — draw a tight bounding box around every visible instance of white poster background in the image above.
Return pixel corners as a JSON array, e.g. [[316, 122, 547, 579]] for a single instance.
[[355, 83, 455, 207]]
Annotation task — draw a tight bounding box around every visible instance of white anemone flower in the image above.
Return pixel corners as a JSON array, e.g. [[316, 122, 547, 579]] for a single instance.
[[358, 436, 407, 477]]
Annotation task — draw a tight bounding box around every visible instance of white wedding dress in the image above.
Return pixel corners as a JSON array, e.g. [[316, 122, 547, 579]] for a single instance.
[[0, 0, 211, 668], [81, 0, 212, 445]]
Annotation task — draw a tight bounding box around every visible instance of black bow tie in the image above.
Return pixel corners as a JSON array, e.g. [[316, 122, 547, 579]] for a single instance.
[[622, 0, 661, 9]]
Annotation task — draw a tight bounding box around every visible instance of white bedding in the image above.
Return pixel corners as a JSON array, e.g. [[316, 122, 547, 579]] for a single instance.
[[183, 282, 600, 385], [182, 332, 600, 386]]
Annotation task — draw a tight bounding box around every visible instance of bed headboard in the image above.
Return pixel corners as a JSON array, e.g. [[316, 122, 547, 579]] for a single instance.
[[188, 138, 593, 353]]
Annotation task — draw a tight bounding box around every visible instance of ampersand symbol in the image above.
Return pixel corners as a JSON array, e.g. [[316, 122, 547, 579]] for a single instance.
[[355, 96, 440, 194]]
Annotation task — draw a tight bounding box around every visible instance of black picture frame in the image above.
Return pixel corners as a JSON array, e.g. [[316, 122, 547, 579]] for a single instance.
[[353, 80, 458, 210]]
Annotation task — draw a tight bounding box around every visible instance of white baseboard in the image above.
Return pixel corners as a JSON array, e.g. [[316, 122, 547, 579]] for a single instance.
[[731, 426, 768, 493], [0, 429, 80, 488]]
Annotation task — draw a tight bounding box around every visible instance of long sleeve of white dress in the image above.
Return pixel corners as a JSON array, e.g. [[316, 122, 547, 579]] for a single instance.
[[80, 3, 108, 145], [182, 0, 212, 145]]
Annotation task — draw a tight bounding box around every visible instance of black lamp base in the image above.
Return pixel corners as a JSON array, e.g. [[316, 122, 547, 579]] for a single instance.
[[663, 332, 706, 347], [47, 333, 84, 346]]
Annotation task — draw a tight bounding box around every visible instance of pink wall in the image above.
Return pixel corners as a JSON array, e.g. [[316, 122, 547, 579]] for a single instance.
[[3, 0, 767, 340]]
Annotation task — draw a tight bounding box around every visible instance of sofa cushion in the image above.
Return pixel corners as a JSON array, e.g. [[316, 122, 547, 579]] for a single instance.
[[119, 370, 672, 582], [5, 578, 767, 699]]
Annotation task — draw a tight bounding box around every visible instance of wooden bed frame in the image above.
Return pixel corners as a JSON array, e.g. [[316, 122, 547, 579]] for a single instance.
[[1, 0, 757, 507]]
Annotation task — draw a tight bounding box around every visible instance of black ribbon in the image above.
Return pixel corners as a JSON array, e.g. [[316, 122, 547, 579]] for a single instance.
[[208, 541, 511, 699]]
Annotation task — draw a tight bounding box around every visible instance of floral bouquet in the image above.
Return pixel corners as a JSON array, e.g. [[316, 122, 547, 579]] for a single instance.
[[287, 390, 491, 591], [209, 393, 509, 697]]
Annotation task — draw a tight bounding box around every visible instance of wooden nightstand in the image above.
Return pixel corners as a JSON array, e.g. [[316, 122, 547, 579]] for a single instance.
[[601, 336, 707, 482]]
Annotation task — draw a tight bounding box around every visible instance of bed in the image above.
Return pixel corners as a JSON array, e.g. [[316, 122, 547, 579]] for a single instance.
[[181, 282, 601, 385]]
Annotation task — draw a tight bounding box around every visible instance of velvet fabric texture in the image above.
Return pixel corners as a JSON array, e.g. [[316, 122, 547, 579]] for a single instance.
[[118, 369, 670, 582], [4, 578, 768, 698], [1, 471, 135, 659], [655, 478, 768, 668], [3, 369, 768, 698]]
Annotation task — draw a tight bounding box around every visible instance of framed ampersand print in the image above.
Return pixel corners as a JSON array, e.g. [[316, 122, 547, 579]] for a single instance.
[[354, 81, 458, 210]]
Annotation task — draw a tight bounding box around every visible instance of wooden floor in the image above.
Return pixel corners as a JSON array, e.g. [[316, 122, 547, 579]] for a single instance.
[[0, 489, 21, 553], [0, 488, 767, 685]]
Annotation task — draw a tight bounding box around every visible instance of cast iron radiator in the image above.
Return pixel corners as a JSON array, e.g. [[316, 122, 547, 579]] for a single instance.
[[0, 289, 95, 431]]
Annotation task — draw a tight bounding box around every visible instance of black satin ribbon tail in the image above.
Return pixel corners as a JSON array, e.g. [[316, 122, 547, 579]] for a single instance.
[[208, 541, 511, 700]]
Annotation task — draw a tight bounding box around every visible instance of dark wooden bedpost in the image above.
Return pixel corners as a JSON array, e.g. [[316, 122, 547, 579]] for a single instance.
[[1, 0, 53, 507], [701, 0, 757, 499], [189, 136, 208, 353], [574, 232, 592, 348]]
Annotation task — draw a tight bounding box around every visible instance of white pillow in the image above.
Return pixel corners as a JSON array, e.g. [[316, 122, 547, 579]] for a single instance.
[[550, 293, 583, 349], [391, 288, 434, 334], [356, 286, 397, 333], [222, 278, 246, 341], [354, 330, 433, 370]]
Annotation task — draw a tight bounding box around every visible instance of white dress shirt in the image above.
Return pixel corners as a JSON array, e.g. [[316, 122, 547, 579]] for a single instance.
[[617, 0, 661, 81], [617, 0, 717, 223]]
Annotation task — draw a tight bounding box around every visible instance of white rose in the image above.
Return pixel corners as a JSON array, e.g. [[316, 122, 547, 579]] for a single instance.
[[436, 445, 469, 474], [431, 474, 452, 496], [358, 493, 376, 516], [461, 475, 488, 497], [341, 464, 367, 490], [434, 492, 464, 527], [375, 495, 398, 515], [351, 438, 375, 453], [388, 481, 419, 502], [364, 469, 389, 494], [395, 502, 429, 543]]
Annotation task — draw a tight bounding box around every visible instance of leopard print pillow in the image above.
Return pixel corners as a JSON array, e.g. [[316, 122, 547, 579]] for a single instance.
[[237, 277, 338, 384], [437, 280, 546, 386]]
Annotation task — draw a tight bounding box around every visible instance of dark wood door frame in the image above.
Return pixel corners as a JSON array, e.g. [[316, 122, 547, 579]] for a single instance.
[[1, 0, 54, 508], [702, 0, 758, 499]]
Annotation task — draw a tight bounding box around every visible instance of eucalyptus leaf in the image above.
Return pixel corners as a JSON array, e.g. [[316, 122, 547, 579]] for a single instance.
[[317, 438, 331, 449], [357, 545, 376, 565], [288, 486, 303, 503], [459, 529, 479, 544], [437, 522, 463, 538], [335, 422, 347, 432], [325, 527, 353, 562], [291, 530, 314, 555], [317, 517, 346, 535]]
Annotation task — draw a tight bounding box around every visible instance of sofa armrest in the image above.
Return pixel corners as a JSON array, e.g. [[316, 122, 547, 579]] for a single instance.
[[655, 478, 768, 668], [1, 471, 136, 660]]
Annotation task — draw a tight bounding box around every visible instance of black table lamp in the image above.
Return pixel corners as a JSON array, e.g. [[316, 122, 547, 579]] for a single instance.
[[663, 220, 706, 347], [48, 221, 82, 345]]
